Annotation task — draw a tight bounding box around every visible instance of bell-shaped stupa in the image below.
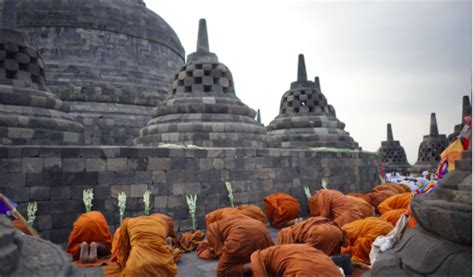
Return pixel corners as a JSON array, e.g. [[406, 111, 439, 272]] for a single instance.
[[266, 54, 359, 149], [377, 123, 410, 172], [135, 19, 268, 148], [412, 113, 447, 173], [0, 0, 84, 145]]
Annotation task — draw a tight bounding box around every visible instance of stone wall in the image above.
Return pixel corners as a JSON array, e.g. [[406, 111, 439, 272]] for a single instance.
[[0, 145, 380, 244]]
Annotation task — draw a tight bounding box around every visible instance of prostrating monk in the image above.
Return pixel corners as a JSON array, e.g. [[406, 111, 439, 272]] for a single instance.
[[205, 207, 247, 228], [264, 193, 301, 228], [341, 217, 393, 265], [177, 230, 205, 253], [367, 190, 396, 210], [197, 216, 274, 276], [309, 189, 363, 227], [277, 216, 344, 256], [373, 184, 402, 194], [378, 192, 413, 215], [346, 195, 375, 218], [380, 208, 406, 226], [114, 215, 178, 276], [236, 204, 266, 223], [347, 193, 371, 204], [249, 244, 343, 277], [66, 211, 112, 264]]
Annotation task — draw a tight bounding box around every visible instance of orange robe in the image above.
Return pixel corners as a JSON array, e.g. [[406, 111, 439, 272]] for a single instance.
[[205, 207, 247, 228], [264, 193, 301, 228], [347, 193, 372, 204], [378, 192, 413, 215], [177, 230, 204, 252], [367, 190, 397, 210], [277, 216, 344, 255], [66, 211, 112, 261], [379, 209, 406, 226], [115, 216, 177, 276], [373, 184, 401, 195], [341, 217, 393, 265], [197, 217, 274, 276], [346, 195, 375, 218], [236, 204, 267, 223], [309, 190, 363, 227], [251, 244, 342, 277]]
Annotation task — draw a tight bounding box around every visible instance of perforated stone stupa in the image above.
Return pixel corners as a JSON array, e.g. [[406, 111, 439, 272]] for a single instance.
[[412, 113, 447, 173], [0, 0, 84, 145], [266, 54, 359, 149], [16, 0, 185, 145], [448, 95, 471, 143], [135, 19, 268, 148], [377, 123, 410, 172]]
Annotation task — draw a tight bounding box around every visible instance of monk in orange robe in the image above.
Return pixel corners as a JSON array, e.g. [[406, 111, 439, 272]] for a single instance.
[[347, 193, 371, 204], [114, 215, 178, 276], [66, 211, 112, 264], [197, 216, 274, 276], [236, 204, 266, 223], [373, 184, 402, 194], [380, 209, 406, 226], [309, 189, 363, 227], [341, 217, 393, 265], [205, 207, 247, 228], [277, 216, 344, 256], [249, 244, 343, 276], [264, 193, 301, 228], [367, 190, 397, 210], [346, 195, 375, 218], [378, 192, 413, 215]]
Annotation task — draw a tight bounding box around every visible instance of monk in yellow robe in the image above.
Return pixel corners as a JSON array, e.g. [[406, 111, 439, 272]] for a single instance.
[[277, 216, 344, 256], [341, 217, 393, 265], [66, 211, 112, 264], [197, 216, 274, 276], [249, 244, 343, 276], [264, 193, 301, 228], [114, 215, 178, 276], [309, 189, 363, 227], [378, 192, 413, 215]]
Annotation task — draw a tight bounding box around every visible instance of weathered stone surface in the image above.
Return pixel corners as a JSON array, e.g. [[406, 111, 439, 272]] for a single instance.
[[135, 19, 268, 148], [377, 123, 410, 172], [17, 0, 185, 145]]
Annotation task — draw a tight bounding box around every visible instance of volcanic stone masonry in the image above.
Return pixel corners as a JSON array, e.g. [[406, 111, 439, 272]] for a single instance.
[[266, 54, 359, 149], [135, 19, 268, 148], [448, 95, 471, 143], [377, 123, 411, 173], [16, 0, 185, 145], [411, 113, 447, 173], [371, 145, 472, 275], [0, 0, 85, 145]]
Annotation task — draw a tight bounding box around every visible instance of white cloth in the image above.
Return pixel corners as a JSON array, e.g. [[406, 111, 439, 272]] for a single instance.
[[370, 214, 408, 265]]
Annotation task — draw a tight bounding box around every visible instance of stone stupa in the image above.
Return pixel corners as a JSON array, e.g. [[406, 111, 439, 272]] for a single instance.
[[412, 113, 447, 173], [448, 95, 471, 143], [135, 19, 268, 148], [371, 144, 472, 276], [377, 123, 410, 173], [266, 54, 359, 149], [16, 0, 185, 145], [0, 0, 84, 145]]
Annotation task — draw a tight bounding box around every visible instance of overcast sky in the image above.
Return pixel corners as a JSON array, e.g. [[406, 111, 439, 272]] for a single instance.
[[146, 0, 472, 163]]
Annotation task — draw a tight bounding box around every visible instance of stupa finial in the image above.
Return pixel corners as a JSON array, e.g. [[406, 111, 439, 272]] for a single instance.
[[462, 95, 471, 122], [314, 77, 321, 91], [387, 123, 394, 141], [430, 113, 439, 136], [197, 18, 209, 53], [257, 109, 262, 124], [1, 0, 17, 31], [297, 54, 307, 82]]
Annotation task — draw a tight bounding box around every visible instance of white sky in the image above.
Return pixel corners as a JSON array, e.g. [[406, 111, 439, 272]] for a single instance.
[[146, 0, 472, 164]]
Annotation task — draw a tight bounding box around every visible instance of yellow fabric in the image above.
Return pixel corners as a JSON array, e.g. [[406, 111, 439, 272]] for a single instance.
[[441, 139, 464, 171], [116, 216, 177, 276]]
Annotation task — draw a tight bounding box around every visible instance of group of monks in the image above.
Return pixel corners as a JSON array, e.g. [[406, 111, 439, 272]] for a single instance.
[[9, 183, 416, 276]]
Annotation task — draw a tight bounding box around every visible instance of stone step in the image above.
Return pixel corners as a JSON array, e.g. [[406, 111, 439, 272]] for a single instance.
[[462, 150, 472, 160]]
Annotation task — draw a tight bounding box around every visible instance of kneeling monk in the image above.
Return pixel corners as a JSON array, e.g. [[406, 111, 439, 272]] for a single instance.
[[341, 217, 393, 265], [249, 244, 343, 276], [66, 211, 112, 264], [309, 189, 363, 227], [277, 216, 344, 256], [378, 192, 413, 215], [197, 216, 274, 276], [264, 193, 301, 228], [114, 215, 178, 276]]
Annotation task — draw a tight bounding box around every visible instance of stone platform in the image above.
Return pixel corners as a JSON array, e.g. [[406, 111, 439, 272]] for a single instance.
[[0, 145, 379, 244]]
